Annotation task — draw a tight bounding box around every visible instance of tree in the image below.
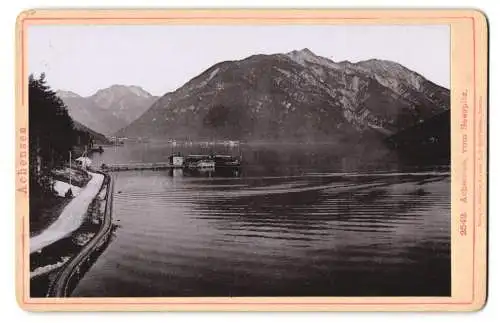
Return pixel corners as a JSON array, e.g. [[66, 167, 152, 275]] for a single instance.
[[29, 73, 77, 197]]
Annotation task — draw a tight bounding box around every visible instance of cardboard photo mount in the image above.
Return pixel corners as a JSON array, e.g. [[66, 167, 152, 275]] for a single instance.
[[15, 9, 488, 312]]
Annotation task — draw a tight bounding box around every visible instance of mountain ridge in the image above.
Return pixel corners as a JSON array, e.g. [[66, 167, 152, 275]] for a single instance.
[[115, 49, 450, 142], [56, 85, 158, 135]]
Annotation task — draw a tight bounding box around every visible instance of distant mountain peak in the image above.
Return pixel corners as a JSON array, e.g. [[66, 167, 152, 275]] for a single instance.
[[291, 47, 316, 55], [284, 47, 344, 70], [127, 85, 154, 98], [93, 84, 153, 99], [57, 84, 158, 136], [56, 90, 81, 98], [286, 48, 319, 62]]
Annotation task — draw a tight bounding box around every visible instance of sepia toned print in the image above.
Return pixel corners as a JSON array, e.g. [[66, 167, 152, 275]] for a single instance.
[[16, 9, 487, 311]]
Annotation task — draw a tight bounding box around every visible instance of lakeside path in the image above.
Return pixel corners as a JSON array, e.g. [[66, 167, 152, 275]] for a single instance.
[[30, 171, 105, 254], [48, 174, 113, 297]]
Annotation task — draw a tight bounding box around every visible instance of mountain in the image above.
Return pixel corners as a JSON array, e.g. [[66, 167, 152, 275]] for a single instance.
[[90, 85, 158, 125], [56, 90, 81, 98], [116, 48, 450, 142], [57, 85, 157, 135], [72, 120, 111, 145], [56, 91, 122, 136], [386, 109, 450, 165]]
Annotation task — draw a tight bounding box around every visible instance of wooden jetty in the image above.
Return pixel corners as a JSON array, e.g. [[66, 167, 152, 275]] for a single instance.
[[102, 154, 242, 172], [103, 162, 180, 172]]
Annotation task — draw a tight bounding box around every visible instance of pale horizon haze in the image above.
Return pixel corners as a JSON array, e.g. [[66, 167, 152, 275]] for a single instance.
[[28, 25, 450, 97]]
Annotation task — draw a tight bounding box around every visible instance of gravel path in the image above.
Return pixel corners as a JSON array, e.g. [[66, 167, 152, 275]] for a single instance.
[[30, 171, 105, 254]]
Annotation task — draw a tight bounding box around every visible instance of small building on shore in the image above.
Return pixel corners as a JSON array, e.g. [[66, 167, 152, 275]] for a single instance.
[[75, 157, 92, 170], [169, 154, 184, 167]]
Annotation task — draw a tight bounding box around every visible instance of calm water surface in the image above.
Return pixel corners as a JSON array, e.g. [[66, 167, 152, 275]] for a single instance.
[[72, 142, 450, 296]]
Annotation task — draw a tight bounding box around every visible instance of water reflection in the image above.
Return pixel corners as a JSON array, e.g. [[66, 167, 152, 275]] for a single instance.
[[168, 167, 241, 178], [91, 141, 437, 176], [75, 142, 450, 297]]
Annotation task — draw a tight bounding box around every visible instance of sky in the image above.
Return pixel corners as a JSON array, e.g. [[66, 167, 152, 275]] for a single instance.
[[28, 24, 450, 96]]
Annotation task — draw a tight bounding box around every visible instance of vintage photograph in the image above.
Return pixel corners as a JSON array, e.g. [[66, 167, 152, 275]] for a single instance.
[[26, 23, 452, 298]]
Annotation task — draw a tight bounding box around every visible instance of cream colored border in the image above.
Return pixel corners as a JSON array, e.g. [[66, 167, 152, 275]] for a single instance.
[[15, 9, 488, 312]]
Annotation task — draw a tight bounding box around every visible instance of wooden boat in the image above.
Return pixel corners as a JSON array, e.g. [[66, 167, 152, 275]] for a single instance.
[[196, 160, 216, 169], [185, 155, 214, 169], [212, 155, 241, 167], [183, 154, 241, 169]]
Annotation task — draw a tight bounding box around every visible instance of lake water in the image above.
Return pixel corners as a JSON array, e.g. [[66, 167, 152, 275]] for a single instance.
[[72, 142, 450, 296]]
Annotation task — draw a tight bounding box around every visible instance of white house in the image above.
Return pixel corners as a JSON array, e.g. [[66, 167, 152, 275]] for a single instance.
[[75, 157, 92, 170]]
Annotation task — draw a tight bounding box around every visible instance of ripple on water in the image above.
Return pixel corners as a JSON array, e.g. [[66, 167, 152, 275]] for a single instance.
[[72, 172, 450, 297]]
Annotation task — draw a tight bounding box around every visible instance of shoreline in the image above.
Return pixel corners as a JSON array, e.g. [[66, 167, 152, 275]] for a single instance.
[[29, 169, 113, 297], [30, 170, 105, 253], [47, 170, 114, 297]]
